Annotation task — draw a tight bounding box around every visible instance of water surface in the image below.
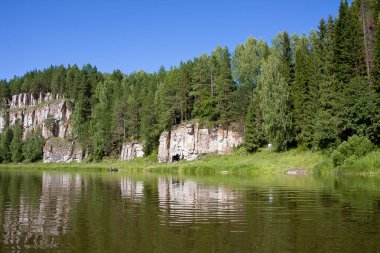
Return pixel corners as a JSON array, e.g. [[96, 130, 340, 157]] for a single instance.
[[0, 169, 379, 252]]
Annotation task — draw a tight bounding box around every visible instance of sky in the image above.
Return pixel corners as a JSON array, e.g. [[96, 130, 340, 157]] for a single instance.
[[0, 0, 341, 81]]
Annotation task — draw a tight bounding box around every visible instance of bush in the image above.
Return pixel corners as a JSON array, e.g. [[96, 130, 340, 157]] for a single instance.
[[331, 135, 375, 167]]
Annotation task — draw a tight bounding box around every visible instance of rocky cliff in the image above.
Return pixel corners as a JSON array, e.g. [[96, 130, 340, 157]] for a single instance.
[[3, 93, 73, 139], [0, 93, 80, 163], [120, 142, 145, 161], [158, 123, 243, 163], [43, 138, 82, 163]]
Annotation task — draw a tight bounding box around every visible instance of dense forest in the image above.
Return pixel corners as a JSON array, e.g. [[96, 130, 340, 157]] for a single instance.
[[0, 0, 379, 162]]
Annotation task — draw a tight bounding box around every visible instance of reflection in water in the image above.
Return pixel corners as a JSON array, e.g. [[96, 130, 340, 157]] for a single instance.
[[0, 171, 380, 253], [1, 172, 83, 250], [158, 177, 244, 224], [120, 178, 144, 201]]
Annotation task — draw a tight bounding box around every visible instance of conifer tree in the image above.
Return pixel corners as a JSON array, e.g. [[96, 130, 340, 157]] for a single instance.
[[211, 46, 235, 124], [334, 0, 367, 84], [0, 128, 12, 162], [191, 54, 212, 120], [90, 77, 115, 161], [10, 120, 23, 162], [244, 92, 264, 152]]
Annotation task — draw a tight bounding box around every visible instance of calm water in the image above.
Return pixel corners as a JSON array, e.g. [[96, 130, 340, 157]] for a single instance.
[[0, 169, 380, 252]]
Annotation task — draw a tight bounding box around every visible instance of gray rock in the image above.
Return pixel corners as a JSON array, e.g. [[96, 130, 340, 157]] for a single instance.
[[158, 123, 243, 163], [120, 142, 145, 161]]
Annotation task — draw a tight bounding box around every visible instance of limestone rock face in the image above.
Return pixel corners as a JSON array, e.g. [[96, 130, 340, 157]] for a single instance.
[[0, 110, 5, 133], [158, 123, 243, 163], [1, 93, 73, 139], [43, 138, 82, 163], [120, 142, 145, 160], [0, 93, 79, 163]]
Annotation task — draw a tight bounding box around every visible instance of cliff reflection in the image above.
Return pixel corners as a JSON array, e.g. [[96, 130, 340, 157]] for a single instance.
[[158, 177, 244, 224], [1, 172, 83, 250], [120, 178, 144, 201]]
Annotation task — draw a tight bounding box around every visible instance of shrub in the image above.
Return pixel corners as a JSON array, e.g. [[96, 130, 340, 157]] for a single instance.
[[331, 135, 375, 167], [22, 128, 45, 162]]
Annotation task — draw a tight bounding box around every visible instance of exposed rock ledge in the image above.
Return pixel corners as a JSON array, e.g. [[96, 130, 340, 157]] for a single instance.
[[43, 138, 82, 163], [120, 142, 145, 161], [1, 93, 73, 139], [158, 123, 243, 163]]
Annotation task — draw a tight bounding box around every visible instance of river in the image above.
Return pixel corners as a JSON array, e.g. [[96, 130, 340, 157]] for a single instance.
[[0, 169, 379, 252]]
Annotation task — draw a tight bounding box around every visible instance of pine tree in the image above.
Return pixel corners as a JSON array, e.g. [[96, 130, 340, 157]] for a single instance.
[[293, 34, 321, 148], [0, 128, 12, 162], [10, 120, 23, 162], [244, 92, 264, 152], [211, 46, 235, 124], [334, 0, 367, 84], [272, 32, 294, 84], [312, 19, 340, 149], [339, 77, 378, 141], [90, 77, 115, 161], [190, 54, 212, 120]]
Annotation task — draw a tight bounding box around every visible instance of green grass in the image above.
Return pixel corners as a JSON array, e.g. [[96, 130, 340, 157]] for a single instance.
[[1, 148, 379, 176], [147, 149, 324, 176]]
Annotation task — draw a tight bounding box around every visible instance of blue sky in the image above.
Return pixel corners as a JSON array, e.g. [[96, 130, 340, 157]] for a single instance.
[[0, 0, 341, 80]]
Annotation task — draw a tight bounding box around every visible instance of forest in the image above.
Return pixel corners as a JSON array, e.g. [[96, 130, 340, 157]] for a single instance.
[[0, 0, 379, 163]]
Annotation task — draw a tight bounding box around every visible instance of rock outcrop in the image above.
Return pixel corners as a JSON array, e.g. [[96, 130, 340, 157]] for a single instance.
[[0, 93, 80, 163], [43, 138, 82, 163], [120, 142, 145, 160], [158, 123, 243, 163], [5, 93, 73, 139]]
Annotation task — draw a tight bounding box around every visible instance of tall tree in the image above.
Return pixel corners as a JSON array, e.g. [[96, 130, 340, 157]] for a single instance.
[[258, 53, 293, 151], [244, 92, 264, 153], [272, 31, 295, 84], [210, 46, 235, 124], [90, 77, 115, 161], [334, 0, 367, 84], [191, 54, 212, 121], [232, 37, 269, 119], [10, 120, 23, 162]]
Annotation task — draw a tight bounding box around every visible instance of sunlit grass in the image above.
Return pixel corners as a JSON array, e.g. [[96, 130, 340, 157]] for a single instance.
[[0, 148, 379, 176]]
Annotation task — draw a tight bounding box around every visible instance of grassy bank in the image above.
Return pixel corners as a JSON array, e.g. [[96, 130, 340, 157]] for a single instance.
[[1, 148, 379, 176]]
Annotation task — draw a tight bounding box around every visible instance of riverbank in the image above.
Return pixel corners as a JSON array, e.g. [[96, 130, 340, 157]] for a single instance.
[[1, 148, 379, 176]]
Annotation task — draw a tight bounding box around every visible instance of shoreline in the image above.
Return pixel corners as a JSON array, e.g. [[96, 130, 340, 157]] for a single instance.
[[0, 149, 379, 177]]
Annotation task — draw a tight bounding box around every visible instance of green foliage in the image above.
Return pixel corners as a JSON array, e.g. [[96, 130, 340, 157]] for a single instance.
[[22, 128, 44, 162], [44, 116, 56, 134], [1, 0, 379, 164], [244, 93, 264, 153], [258, 53, 294, 151], [338, 77, 378, 141], [293, 35, 317, 147], [272, 31, 294, 84], [0, 128, 12, 162], [333, 0, 366, 84], [10, 120, 23, 163], [232, 37, 269, 119], [191, 54, 213, 120], [210, 46, 236, 124], [331, 135, 375, 167], [90, 78, 115, 161]]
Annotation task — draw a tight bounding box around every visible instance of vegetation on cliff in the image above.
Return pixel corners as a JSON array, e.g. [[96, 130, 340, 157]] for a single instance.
[[0, 0, 379, 165]]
